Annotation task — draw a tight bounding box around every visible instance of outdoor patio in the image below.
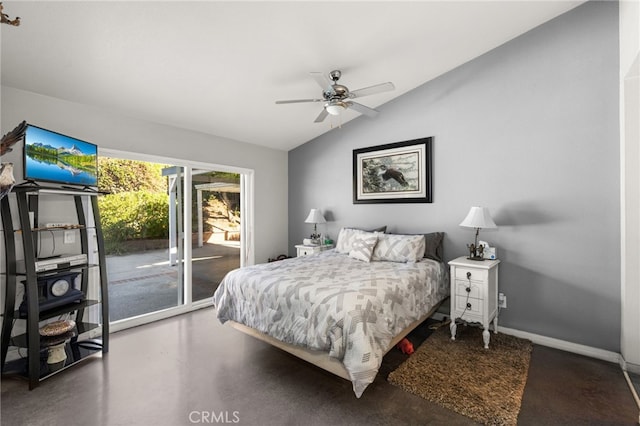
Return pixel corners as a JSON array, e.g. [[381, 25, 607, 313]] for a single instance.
[[106, 240, 240, 321]]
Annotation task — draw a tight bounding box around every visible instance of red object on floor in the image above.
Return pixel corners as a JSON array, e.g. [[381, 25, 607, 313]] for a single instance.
[[396, 338, 414, 355]]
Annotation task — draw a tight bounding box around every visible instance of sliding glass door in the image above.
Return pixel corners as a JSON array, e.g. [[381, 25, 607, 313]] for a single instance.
[[99, 153, 248, 329], [190, 170, 241, 303], [99, 158, 181, 322]]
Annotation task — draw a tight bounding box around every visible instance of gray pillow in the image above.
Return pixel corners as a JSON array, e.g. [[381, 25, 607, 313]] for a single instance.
[[423, 232, 444, 262], [355, 226, 387, 233]]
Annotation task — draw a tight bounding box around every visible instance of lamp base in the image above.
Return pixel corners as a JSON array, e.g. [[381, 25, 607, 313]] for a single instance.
[[466, 239, 485, 261], [467, 256, 485, 261]]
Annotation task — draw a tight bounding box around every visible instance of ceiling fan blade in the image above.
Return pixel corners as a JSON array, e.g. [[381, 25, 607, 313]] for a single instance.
[[314, 108, 329, 123], [275, 98, 323, 104], [310, 72, 330, 90], [346, 101, 379, 118], [350, 82, 395, 98]]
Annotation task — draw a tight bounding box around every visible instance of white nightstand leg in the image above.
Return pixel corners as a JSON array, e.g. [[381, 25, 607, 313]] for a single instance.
[[450, 320, 457, 340], [493, 316, 498, 334], [482, 327, 490, 349]]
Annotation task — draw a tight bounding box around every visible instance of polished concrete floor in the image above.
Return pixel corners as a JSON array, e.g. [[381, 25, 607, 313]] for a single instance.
[[1, 307, 638, 426]]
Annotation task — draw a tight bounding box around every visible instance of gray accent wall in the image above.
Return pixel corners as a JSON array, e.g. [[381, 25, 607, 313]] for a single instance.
[[289, 1, 620, 351]]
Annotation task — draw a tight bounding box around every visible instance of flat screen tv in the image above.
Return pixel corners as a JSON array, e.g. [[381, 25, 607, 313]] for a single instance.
[[23, 124, 98, 187]]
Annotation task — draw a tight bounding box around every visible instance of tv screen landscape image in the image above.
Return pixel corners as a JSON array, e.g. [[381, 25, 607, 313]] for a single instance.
[[24, 125, 98, 187]]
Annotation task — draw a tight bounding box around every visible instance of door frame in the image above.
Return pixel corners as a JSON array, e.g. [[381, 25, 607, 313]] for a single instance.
[[99, 148, 254, 333]]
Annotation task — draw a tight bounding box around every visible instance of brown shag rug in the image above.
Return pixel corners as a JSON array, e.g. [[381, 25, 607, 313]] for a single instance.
[[388, 324, 533, 425]]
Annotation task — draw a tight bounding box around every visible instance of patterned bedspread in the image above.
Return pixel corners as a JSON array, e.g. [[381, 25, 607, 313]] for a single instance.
[[213, 249, 448, 397]]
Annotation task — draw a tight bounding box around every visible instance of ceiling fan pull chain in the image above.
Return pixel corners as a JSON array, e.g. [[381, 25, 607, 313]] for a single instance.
[[330, 114, 342, 130]]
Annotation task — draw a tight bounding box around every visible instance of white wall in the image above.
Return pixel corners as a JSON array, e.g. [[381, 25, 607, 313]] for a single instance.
[[1, 86, 289, 263], [620, 0, 640, 370], [289, 1, 621, 352]]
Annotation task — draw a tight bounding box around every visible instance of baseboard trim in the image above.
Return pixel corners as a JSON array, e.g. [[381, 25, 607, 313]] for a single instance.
[[5, 347, 21, 362], [432, 313, 622, 364], [622, 359, 640, 375], [497, 325, 621, 364], [431, 312, 448, 322]]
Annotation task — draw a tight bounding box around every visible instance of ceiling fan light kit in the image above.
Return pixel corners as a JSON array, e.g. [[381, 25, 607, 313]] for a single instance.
[[276, 70, 395, 123], [325, 101, 346, 116]]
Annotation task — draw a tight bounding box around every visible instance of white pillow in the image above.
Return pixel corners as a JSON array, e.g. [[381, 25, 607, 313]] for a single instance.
[[336, 228, 374, 253], [372, 234, 426, 263], [349, 234, 379, 262]]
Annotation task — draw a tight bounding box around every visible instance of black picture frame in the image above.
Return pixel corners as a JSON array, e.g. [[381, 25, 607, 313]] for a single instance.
[[353, 137, 433, 204]]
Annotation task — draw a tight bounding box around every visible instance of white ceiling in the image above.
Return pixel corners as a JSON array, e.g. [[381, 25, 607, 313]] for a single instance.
[[1, 1, 584, 151]]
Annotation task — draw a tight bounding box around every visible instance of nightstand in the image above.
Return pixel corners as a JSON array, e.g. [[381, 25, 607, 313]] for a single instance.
[[449, 256, 500, 349], [295, 244, 332, 257]]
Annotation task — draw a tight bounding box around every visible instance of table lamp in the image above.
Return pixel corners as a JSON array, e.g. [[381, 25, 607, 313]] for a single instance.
[[304, 209, 326, 245], [459, 206, 497, 260]]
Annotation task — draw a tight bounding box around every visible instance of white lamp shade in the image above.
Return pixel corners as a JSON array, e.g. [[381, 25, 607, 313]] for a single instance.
[[459, 206, 497, 229], [304, 209, 326, 224]]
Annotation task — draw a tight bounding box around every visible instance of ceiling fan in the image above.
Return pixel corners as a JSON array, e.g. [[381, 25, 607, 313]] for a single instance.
[[275, 70, 395, 123]]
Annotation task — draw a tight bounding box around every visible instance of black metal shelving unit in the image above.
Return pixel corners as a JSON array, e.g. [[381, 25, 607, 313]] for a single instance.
[[1, 185, 109, 389]]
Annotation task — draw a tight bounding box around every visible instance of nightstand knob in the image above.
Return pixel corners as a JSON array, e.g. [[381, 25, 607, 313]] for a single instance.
[[466, 287, 471, 293], [466, 272, 472, 279], [467, 302, 472, 309]]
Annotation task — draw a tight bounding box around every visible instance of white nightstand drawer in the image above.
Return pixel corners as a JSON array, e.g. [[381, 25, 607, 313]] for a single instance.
[[454, 266, 488, 282], [454, 295, 484, 316], [455, 281, 481, 299], [295, 244, 332, 257], [298, 247, 315, 256]]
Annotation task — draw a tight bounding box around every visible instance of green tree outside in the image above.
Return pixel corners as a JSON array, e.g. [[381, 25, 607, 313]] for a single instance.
[[98, 158, 169, 254]]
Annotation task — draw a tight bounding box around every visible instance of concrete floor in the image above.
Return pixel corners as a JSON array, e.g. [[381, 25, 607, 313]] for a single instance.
[[1, 307, 637, 426], [107, 241, 240, 321]]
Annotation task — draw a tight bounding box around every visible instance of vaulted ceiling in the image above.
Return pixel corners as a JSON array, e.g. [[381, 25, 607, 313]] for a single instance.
[[1, 1, 584, 151]]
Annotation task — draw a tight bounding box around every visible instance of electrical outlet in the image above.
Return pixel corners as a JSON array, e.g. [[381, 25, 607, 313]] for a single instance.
[[63, 230, 75, 244], [498, 293, 507, 309]]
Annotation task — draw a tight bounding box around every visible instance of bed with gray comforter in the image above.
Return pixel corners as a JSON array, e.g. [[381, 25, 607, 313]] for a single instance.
[[213, 243, 448, 397]]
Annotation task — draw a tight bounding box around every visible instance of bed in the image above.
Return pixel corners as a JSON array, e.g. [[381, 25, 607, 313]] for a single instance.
[[213, 229, 448, 397]]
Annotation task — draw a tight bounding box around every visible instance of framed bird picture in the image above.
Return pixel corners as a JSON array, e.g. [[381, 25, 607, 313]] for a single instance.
[[353, 137, 432, 204]]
